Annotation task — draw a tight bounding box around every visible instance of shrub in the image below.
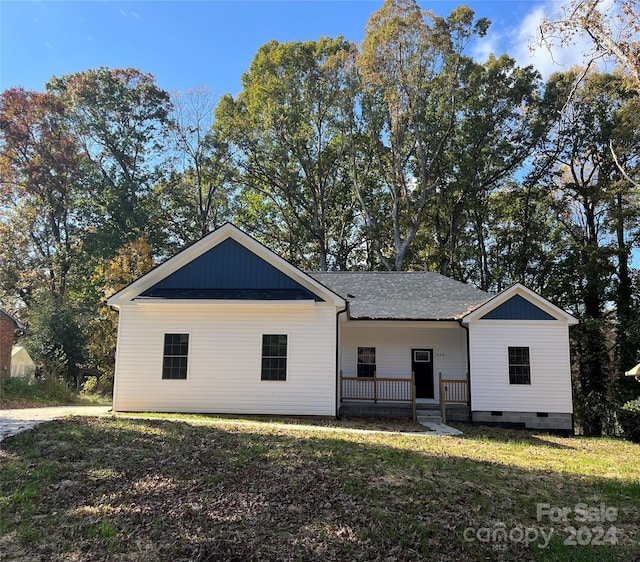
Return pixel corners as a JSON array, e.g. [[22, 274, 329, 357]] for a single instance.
[[619, 398, 640, 443], [80, 373, 113, 396], [81, 375, 99, 394], [0, 376, 75, 407]]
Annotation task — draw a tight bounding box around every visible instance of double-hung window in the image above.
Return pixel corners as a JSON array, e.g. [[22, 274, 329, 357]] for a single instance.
[[261, 334, 287, 381], [508, 346, 531, 385], [357, 347, 376, 378], [162, 333, 189, 379]]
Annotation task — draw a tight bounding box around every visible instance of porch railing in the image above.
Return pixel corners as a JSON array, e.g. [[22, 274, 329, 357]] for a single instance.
[[438, 372, 469, 424], [339, 370, 469, 424], [340, 370, 417, 421]]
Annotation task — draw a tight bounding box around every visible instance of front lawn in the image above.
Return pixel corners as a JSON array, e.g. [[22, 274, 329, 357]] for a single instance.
[[1, 416, 638, 561]]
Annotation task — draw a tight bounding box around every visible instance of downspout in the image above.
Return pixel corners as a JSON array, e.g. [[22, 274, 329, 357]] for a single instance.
[[335, 303, 349, 419], [458, 319, 472, 422]]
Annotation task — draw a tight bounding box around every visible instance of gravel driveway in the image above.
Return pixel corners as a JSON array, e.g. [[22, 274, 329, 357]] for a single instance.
[[0, 406, 111, 442]]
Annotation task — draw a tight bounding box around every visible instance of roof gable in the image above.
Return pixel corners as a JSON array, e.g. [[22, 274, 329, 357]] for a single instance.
[[462, 284, 578, 325], [480, 294, 556, 320], [107, 224, 345, 308], [141, 238, 320, 301]]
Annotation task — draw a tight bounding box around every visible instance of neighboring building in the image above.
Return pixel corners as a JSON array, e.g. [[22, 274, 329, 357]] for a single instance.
[[11, 345, 36, 379], [0, 309, 26, 380], [108, 223, 578, 431]]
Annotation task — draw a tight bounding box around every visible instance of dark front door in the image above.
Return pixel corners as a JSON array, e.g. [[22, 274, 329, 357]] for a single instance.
[[412, 349, 434, 399]]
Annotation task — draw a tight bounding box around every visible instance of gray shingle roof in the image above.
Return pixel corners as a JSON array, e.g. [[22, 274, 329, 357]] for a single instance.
[[308, 272, 490, 320]]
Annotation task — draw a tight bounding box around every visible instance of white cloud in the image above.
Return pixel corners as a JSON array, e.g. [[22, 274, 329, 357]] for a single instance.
[[471, 30, 501, 63], [469, 1, 617, 80], [507, 0, 616, 80], [510, 3, 585, 79]]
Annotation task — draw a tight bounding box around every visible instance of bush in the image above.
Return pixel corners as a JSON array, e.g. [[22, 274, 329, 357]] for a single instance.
[[619, 398, 640, 443], [81, 375, 99, 394], [80, 373, 113, 396], [0, 376, 75, 407]]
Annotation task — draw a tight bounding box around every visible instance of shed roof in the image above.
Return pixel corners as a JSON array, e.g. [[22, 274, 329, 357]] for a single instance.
[[309, 271, 490, 320]]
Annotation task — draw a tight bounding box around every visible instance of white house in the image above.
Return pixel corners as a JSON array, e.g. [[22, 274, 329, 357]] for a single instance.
[[108, 223, 578, 432]]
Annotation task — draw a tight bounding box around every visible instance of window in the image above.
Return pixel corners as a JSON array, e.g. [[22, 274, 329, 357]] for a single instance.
[[357, 347, 376, 378], [261, 334, 287, 381], [508, 346, 531, 385], [163, 333, 189, 379]]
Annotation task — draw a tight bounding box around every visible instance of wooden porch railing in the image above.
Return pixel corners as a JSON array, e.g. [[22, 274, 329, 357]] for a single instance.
[[340, 370, 417, 421], [438, 372, 468, 424], [340, 370, 468, 424]]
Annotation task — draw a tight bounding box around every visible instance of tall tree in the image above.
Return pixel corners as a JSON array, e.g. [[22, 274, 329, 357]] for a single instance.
[[215, 38, 361, 270], [167, 87, 235, 244], [47, 68, 173, 258], [354, 0, 489, 270], [541, 0, 640, 187], [0, 87, 88, 306], [430, 54, 544, 286], [541, 70, 638, 434]]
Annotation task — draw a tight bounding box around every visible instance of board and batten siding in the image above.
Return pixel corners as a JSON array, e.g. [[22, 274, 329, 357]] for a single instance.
[[468, 321, 573, 413], [112, 302, 337, 415], [339, 321, 467, 402]]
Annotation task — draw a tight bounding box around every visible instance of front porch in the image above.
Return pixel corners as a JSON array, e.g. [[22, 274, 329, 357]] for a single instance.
[[338, 371, 470, 423]]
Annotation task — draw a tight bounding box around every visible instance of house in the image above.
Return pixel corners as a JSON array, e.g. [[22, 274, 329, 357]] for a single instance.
[[11, 345, 36, 379], [108, 223, 578, 432], [0, 309, 26, 380]]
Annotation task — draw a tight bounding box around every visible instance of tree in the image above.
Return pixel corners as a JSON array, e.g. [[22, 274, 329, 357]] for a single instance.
[[167, 87, 235, 244], [215, 38, 361, 270], [88, 236, 154, 388], [540, 70, 638, 434], [430, 54, 545, 287], [0, 88, 88, 307], [353, 0, 489, 270], [541, 0, 640, 187], [47, 68, 173, 258]]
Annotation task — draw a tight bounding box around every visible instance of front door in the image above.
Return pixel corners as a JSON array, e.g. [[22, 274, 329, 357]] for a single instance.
[[412, 349, 434, 399]]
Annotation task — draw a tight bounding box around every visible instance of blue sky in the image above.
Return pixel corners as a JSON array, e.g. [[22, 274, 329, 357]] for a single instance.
[[1, 0, 587, 96]]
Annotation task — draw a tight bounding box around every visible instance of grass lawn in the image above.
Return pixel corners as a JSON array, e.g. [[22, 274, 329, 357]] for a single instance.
[[1, 415, 639, 561]]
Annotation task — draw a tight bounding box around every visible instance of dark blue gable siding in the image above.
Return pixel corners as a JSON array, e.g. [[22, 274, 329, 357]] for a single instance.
[[481, 294, 556, 320], [141, 238, 323, 301]]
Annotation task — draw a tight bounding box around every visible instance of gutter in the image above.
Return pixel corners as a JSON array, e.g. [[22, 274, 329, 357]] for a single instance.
[[335, 303, 349, 419], [458, 319, 473, 422]]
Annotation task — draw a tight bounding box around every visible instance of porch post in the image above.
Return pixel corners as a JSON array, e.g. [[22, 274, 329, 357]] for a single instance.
[[411, 371, 416, 422], [373, 370, 377, 403], [439, 372, 446, 424]]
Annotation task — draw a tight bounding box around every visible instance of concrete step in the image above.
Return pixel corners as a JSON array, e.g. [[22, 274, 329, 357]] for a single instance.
[[417, 414, 443, 424]]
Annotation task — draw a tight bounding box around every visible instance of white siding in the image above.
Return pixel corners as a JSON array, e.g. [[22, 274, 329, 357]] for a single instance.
[[468, 320, 573, 413], [339, 321, 468, 402], [112, 302, 337, 415]]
